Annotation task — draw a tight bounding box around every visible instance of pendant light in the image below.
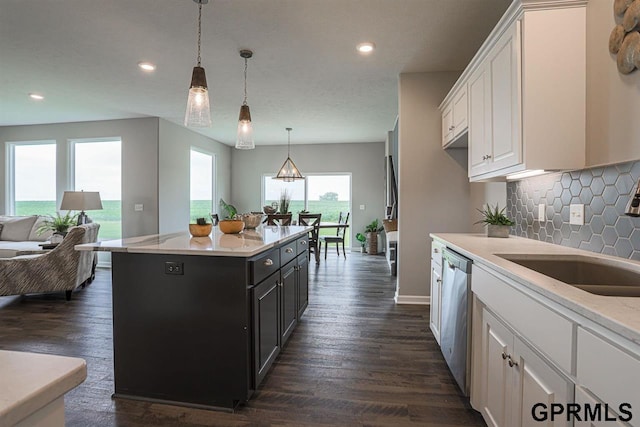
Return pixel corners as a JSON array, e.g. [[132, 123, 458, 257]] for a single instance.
[[184, 0, 212, 127], [236, 49, 254, 149], [274, 128, 304, 181]]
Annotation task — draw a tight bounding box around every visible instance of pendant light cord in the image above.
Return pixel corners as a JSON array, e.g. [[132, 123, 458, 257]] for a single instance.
[[287, 129, 291, 157], [196, 2, 202, 66], [243, 58, 248, 105]]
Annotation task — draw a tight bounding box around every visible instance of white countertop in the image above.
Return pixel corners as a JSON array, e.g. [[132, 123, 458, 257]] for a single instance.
[[431, 233, 640, 345], [76, 225, 311, 257], [0, 350, 86, 426]]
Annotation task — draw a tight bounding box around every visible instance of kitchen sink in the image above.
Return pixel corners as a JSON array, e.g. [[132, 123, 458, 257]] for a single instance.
[[496, 254, 640, 297]]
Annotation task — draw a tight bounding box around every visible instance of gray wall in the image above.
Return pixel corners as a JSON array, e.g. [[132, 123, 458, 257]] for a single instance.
[[397, 72, 476, 304], [230, 142, 385, 246], [158, 119, 231, 233], [0, 118, 159, 238]]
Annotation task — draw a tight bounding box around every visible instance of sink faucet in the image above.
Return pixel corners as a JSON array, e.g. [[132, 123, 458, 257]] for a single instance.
[[626, 179, 640, 217]]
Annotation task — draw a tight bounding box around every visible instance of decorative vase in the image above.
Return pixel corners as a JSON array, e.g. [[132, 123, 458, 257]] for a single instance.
[[50, 232, 65, 244], [218, 219, 245, 234], [366, 232, 378, 255], [487, 224, 511, 238]]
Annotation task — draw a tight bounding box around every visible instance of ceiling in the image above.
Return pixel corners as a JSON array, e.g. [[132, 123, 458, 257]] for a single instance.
[[0, 0, 511, 146]]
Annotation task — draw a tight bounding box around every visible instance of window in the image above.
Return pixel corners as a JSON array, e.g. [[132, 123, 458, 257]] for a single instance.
[[6, 141, 57, 215], [71, 138, 122, 240], [262, 174, 352, 245], [190, 148, 215, 220]]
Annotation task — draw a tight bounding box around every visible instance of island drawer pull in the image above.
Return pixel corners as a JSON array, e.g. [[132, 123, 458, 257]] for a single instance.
[[300, 240, 307, 245], [285, 247, 294, 253], [263, 259, 274, 266]]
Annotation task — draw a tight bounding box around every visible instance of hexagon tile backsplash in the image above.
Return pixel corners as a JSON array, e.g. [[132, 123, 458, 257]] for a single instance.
[[506, 160, 640, 261]]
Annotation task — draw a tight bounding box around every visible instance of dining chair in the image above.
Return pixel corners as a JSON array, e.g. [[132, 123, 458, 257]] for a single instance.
[[265, 213, 292, 226], [319, 212, 349, 259], [298, 213, 322, 264]]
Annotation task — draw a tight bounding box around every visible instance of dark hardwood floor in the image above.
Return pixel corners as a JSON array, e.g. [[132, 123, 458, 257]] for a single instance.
[[0, 252, 485, 426]]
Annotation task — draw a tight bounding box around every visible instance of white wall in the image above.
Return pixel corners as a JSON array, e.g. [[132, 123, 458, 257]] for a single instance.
[[0, 118, 159, 238], [586, 0, 640, 166], [158, 119, 231, 233], [230, 142, 385, 246], [397, 72, 476, 304]]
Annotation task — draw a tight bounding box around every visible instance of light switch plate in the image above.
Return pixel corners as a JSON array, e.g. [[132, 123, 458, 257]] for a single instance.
[[134, 204, 143, 211], [569, 204, 584, 225], [538, 204, 545, 222], [359, 204, 365, 210]]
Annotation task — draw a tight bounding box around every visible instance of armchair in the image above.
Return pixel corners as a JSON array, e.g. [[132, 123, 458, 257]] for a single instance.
[[0, 223, 100, 301]]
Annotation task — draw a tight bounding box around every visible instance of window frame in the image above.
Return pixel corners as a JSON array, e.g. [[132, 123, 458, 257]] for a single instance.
[[5, 140, 57, 215]]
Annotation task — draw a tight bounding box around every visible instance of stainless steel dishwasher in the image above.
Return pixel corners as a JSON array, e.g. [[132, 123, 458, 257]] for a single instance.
[[440, 248, 473, 395]]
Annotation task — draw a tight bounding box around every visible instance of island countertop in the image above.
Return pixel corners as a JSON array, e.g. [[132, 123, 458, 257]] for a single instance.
[[75, 225, 311, 257]]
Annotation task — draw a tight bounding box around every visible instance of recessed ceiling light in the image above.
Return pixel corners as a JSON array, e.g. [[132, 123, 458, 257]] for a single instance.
[[138, 62, 156, 71], [28, 93, 44, 100], [356, 42, 376, 54]]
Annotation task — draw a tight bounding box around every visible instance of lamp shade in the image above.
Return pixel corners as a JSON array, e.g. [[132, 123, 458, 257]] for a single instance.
[[60, 191, 103, 211]]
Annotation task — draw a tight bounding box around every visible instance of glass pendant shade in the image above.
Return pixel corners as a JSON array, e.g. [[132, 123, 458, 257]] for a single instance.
[[185, 66, 211, 127], [236, 104, 254, 149]]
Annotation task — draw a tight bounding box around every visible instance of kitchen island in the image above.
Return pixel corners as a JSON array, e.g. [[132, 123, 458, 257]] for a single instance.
[[76, 225, 311, 411]]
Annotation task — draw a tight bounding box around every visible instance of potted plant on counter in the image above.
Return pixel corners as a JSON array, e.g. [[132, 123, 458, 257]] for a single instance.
[[278, 189, 291, 215], [37, 211, 78, 243], [218, 199, 245, 234], [189, 217, 212, 237], [475, 203, 514, 238]]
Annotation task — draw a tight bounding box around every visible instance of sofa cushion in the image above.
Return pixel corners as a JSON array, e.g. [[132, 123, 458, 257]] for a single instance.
[[28, 216, 53, 242], [0, 216, 38, 242]]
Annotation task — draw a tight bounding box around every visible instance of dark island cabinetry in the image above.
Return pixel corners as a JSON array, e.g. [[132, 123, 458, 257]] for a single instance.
[[109, 231, 309, 411]]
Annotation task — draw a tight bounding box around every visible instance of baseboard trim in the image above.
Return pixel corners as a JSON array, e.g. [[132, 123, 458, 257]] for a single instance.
[[394, 295, 430, 305]]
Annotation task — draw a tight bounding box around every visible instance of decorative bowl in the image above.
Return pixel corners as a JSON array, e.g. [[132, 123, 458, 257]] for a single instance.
[[218, 219, 245, 234], [241, 213, 263, 229], [263, 205, 276, 214], [189, 223, 212, 237]]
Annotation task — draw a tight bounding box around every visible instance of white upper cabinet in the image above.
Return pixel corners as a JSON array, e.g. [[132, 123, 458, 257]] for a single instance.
[[441, 85, 468, 148], [440, 0, 587, 181]]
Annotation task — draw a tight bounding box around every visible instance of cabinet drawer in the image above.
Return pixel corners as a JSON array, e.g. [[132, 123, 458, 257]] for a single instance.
[[472, 264, 573, 373], [280, 240, 297, 266], [296, 235, 309, 255], [250, 248, 280, 285], [577, 327, 640, 421]]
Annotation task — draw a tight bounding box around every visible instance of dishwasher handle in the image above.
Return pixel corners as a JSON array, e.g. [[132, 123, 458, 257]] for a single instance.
[[442, 248, 473, 274]]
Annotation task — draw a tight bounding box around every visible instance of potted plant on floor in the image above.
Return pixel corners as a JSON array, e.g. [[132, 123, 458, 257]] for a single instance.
[[36, 211, 78, 243], [356, 232, 367, 253], [364, 219, 384, 255], [219, 199, 245, 234], [475, 203, 514, 238]]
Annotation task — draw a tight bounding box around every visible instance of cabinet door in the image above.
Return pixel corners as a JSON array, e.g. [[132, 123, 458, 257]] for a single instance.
[[468, 63, 491, 177], [442, 103, 453, 146], [489, 21, 521, 172], [452, 87, 468, 138], [253, 274, 281, 386], [429, 262, 442, 345], [574, 386, 628, 427], [296, 253, 309, 318], [482, 309, 514, 427], [280, 263, 297, 345], [513, 337, 573, 427]]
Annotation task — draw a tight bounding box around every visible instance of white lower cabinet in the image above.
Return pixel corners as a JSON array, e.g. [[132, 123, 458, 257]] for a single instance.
[[481, 308, 573, 427], [574, 386, 629, 427], [429, 241, 444, 344]]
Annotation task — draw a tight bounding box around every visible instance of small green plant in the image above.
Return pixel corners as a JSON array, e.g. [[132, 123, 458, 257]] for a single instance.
[[356, 233, 366, 244], [36, 211, 78, 235], [475, 203, 514, 226], [364, 219, 383, 233], [219, 199, 238, 220], [195, 217, 209, 225]]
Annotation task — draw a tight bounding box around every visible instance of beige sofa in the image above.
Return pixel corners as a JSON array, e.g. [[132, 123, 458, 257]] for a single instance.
[[0, 223, 100, 300], [0, 216, 54, 258]]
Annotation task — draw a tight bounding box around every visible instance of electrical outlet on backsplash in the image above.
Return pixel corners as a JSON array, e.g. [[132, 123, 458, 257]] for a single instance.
[[506, 160, 640, 261]]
